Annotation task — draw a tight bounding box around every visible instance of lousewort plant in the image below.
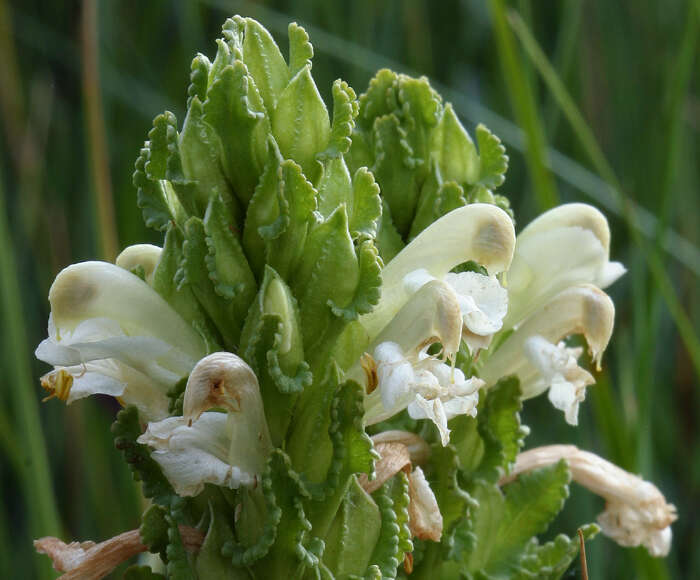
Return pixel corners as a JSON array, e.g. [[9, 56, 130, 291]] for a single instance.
[[34, 15, 675, 579]]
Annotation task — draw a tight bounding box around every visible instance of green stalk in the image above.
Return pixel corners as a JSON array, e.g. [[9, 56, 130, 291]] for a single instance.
[[0, 170, 61, 578], [488, 0, 558, 210], [81, 0, 119, 261], [508, 9, 700, 380]]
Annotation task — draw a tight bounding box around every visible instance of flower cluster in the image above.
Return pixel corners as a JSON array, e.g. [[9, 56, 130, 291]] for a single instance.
[[34, 15, 674, 580]]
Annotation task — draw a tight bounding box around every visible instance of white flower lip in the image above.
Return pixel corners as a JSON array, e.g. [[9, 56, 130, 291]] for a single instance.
[[138, 413, 257, 497], [503, 445, 677, 557], [361, 204, 515, 341], [364, 341, 483, 445]]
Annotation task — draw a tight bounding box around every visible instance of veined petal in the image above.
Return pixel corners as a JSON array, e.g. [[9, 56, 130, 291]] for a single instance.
[[361, 204, 515, 340], [505, 203, 625, 328], [47, 261, 206, 361], [503, 445, 677, 557], [138, 413, 257, 497], [482, 284, 614, 389], [115, 244, 162, 284], [408, 395, 450, 445]]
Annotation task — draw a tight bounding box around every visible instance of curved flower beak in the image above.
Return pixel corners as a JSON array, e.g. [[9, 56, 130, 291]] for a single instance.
[[361, 204, 515, 340], [502, 445, 677, 557], [183, 352, 265, 426], [505, 203, 625, 329]]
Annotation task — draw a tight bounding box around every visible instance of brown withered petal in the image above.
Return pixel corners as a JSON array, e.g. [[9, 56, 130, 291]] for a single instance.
[[370, 430, 431, 465], [408, 467, 443, 542], [35, 526, 204, 580], [358, 442, 411, 494]]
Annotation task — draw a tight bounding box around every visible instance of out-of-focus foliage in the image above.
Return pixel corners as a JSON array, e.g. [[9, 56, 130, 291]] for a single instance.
[[0, 0, 697, 578]]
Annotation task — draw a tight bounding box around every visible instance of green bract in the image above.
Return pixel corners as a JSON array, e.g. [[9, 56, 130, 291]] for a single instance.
[[34, 14, 676, 580]]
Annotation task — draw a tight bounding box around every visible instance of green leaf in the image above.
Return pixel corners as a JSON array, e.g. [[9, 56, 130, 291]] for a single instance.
[[238, 16, 290, 112], [409, 160, 466, 239], [272, 65, 330, 181], [453, 377, 528, 485], [515, 524, 599, 580], [253, 450, 327, 579], [349, 167, 381, 240], [203, 193, 257, 325], [166, 515, 196, 580], [187, 53, 211, 108], [371, 113, 419, 236], [243, 140, 317, 280], [329, 238, 382, 322], [291, 206, 358, 352], [195, 505, 249, 579], [140, 504, 170, 560], [457, 461, 571, 577], [203, 61, 270, 205], [133, 144, 179, 232], [321, 79, 359, 159], [368, 472, 413, 579], [357, 69, 399, 130], [239, 266, 312, 446], [287, 22, 314, 78], [179, 96, 240, 220], [322, 476, 381, 578], [222, 463, 282, 567], [427, 443, 475, 537], [151, 224, 222, 352], [178, 217, 243, 350], [316, 155, 353, 220], [112, 406, 174, 507], [431, 103, 479, 185], [476, 124, 509, 189], [375, 198, 405, 262]]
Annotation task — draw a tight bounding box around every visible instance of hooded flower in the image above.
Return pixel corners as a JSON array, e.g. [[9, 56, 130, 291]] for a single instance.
[[360, 280, 483, 444], [503, 445, 677, 557], [481, 284, 614, 425], [35, 261, 207, 420], [138, 352, 272, 497]]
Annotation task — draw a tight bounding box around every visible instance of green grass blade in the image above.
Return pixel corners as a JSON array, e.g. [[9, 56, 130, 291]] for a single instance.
[[0, 168, 61, 578], [488, 0, 558, 210]]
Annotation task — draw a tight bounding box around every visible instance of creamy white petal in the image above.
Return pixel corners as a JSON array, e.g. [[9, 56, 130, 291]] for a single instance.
[[361, 204, 515, 340], [48, 261, 206, 360], [116, 244, 162, 285], [408, 395, 450, 446], [445, 271, 508, 350], [481, 284, 615, 395], [504, 445, 677, 557], [138, 413, 257, 497], [523, 336, 595, 425], [372, 280, 463, 360], [505, 203, 624, 329]]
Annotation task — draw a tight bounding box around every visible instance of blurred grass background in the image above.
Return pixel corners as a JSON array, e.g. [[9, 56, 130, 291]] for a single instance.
[[0, 0, 698, 577]]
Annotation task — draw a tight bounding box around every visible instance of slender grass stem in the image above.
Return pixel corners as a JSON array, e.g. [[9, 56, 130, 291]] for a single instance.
[[0, 169, 61, 578], [81, 0, 119, 261], [488, 0, 558, 211]]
